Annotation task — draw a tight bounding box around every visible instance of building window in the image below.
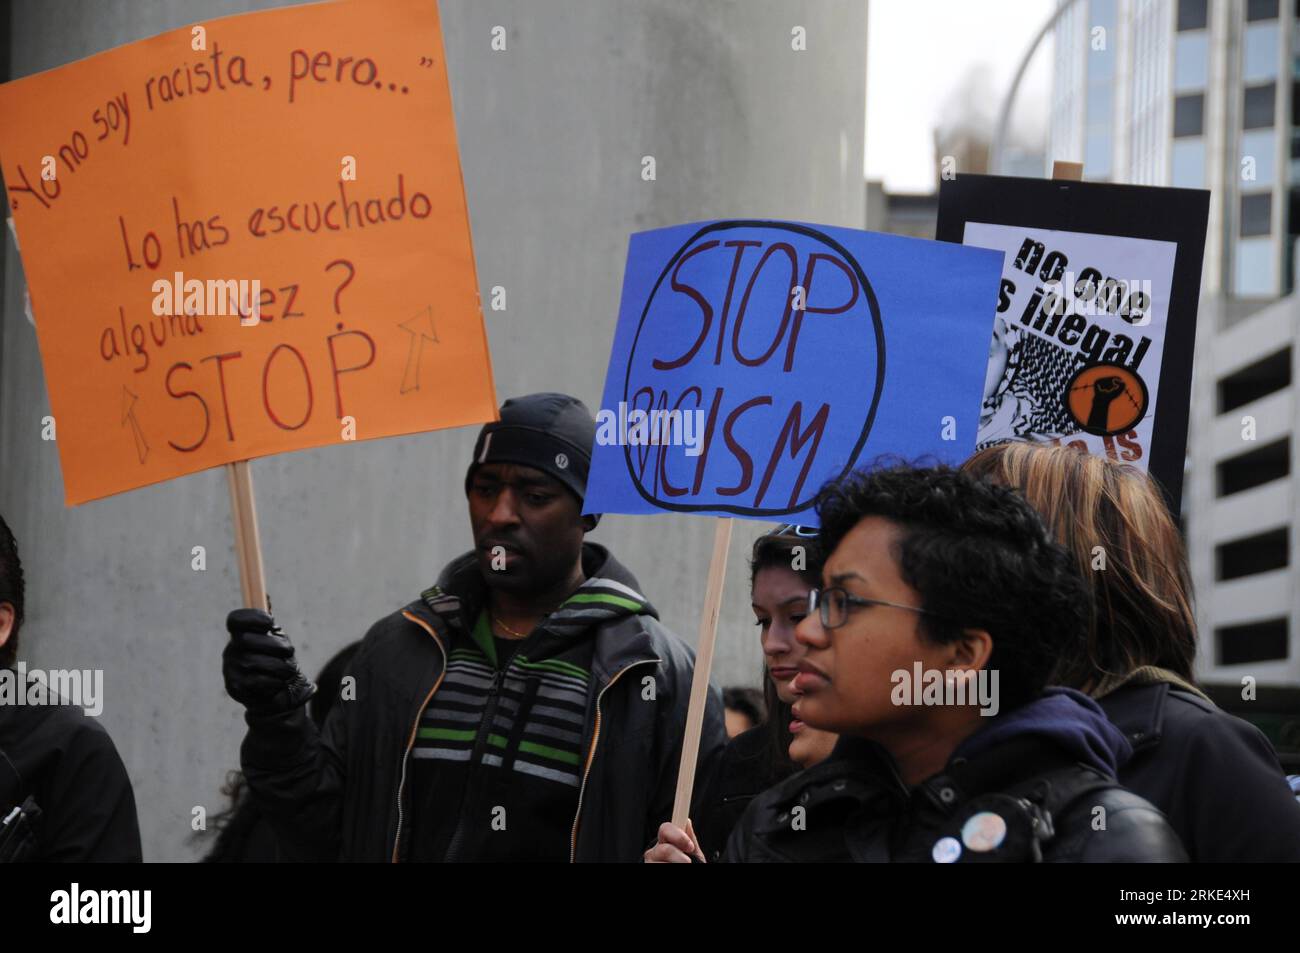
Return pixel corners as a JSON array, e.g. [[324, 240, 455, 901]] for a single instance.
[[1175, 32, 1209, 90], [1085, 134, 1113, 178], [1244, 83, 1277, 128], [1241, 128, 1277, 184], [1216, 527, 1289, 581], [1172, 138, 1205, 186], [1247, 0, 1279, 21], [1217, 437, 1289, 496], [1177, 0, 1208, 31], [1174, 93, 1205, 136], [1236, 236, 1277, 293], [1241, 192, 1273, 235], [1243, 23, 1279, 82], [1087, 84, 1113, 124], [1218, 347, 1293, 411], [1217, 618, 1288, 665]]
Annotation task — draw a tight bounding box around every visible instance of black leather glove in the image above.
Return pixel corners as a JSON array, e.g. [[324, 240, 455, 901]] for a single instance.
[[223, 609, 317, 715]]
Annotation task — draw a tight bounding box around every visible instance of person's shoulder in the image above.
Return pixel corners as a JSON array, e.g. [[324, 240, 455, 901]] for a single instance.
[[727, 723, 773, 765], [0, 682, 112, 749], [724, 754, 878, 862], [1156, 687, 1278, 752], [1069, 784, 1188, 862], [724, 767, 806, 855], [22, 700, 131, 781], [368, 603, 421, 633], [357, 602, 437, 652], [604, 613, 697, 672], [747, 750, 875, 822], [1164, 687, 1217, 715], [631, 614, 690, 653], [746, 763, 809, 814], [1103, 682, 1265, 750], [329, 603, 446, 689], [713, 724, 785, 796]]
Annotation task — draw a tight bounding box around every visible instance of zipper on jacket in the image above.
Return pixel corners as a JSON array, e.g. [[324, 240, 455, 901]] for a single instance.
[[441, 663, 511, 862], [391, 610, 449, 863], [568, 657, 661, 863]]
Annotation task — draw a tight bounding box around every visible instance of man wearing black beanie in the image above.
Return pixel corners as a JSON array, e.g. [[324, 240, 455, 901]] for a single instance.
[[223, 393, 726, 862]]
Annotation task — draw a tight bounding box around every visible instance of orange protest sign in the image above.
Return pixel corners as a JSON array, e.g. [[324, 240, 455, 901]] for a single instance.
[[0, 0, 497, 505]]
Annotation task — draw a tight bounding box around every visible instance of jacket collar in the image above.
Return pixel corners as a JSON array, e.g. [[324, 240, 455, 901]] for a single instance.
[[407, 542, 661, 685], [930, 736, 1083, 807], [1095, 679, 1169, 752], [825, 729, 1093, 810], [747, 738, 896, 836], [1092, 665, 1209, 703]]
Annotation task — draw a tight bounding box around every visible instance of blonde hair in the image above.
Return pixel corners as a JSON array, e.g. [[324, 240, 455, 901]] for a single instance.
[[962, 442, 1197, 691]]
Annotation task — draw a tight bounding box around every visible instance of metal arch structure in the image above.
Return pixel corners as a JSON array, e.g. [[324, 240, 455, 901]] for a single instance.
[[990, 0, 1086, 174]]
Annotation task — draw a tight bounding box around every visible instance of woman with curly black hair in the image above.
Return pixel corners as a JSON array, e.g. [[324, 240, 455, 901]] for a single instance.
[[723, 464, 1185, 863]]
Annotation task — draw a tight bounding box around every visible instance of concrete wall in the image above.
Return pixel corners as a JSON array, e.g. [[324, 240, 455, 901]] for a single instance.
[[0, 1, 866, 860]]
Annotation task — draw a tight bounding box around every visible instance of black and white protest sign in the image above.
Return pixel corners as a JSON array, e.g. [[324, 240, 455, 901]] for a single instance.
[[937, 174, 1210, 508]]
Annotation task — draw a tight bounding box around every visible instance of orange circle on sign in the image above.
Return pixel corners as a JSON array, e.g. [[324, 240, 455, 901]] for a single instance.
[[1065, 363, 1148, 436]]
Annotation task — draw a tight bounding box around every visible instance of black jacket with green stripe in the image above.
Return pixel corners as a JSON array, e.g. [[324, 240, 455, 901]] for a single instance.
[[239, 543, 727, 862]]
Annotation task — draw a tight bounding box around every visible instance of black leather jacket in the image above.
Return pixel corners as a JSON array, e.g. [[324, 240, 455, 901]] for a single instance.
[[724, 734, 1187, 863]]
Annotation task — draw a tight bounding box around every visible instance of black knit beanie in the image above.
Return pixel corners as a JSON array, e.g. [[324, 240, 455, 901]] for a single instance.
[[465, 393, 599, 516]]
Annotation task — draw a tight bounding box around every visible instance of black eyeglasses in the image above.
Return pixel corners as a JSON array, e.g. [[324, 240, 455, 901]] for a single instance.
[[807, 587, 943, 630]]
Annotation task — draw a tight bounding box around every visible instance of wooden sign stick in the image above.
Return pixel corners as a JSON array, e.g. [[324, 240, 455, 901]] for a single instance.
[[225, 460, 269, 611], [1052, 159, 1083, 181], [671, 516, 734, 828]]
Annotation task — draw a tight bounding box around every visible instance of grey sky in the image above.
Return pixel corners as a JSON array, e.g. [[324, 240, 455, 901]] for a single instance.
[[866, 0, 1055, 191]]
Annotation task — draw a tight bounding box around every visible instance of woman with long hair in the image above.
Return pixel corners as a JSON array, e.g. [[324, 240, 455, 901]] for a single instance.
[[963, 442, 1300, 861], [645, 526, 836, 862]]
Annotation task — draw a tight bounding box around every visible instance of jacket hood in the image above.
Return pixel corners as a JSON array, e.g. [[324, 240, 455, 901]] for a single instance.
[[954, 687, 1133, 778], [422, 542, 658, 637]]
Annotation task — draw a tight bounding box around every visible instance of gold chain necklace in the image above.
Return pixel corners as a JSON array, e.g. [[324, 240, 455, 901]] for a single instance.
[[491, 615, 531, 639]]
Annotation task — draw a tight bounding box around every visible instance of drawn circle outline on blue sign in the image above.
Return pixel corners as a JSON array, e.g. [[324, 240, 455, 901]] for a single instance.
[[620, 220, 887, 517]]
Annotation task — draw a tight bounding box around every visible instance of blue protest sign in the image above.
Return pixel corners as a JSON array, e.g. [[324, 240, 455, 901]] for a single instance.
[[583, 219, 1005, 525]]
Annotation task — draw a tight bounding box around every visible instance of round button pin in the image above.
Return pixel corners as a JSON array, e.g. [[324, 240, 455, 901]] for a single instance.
[[961, 811, 1008, 852], [931, 836, 962, 864]]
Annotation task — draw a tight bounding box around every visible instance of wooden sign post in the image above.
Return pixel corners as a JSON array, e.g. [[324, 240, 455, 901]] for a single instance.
[[225, 461, 268, 612], [670, 517, 733, 827], [1051, 159, 1084, 180]]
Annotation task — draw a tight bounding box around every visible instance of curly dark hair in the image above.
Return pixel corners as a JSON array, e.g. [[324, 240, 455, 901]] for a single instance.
[[0, 514, 24, 669], [814, 463, 1089, 711]]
